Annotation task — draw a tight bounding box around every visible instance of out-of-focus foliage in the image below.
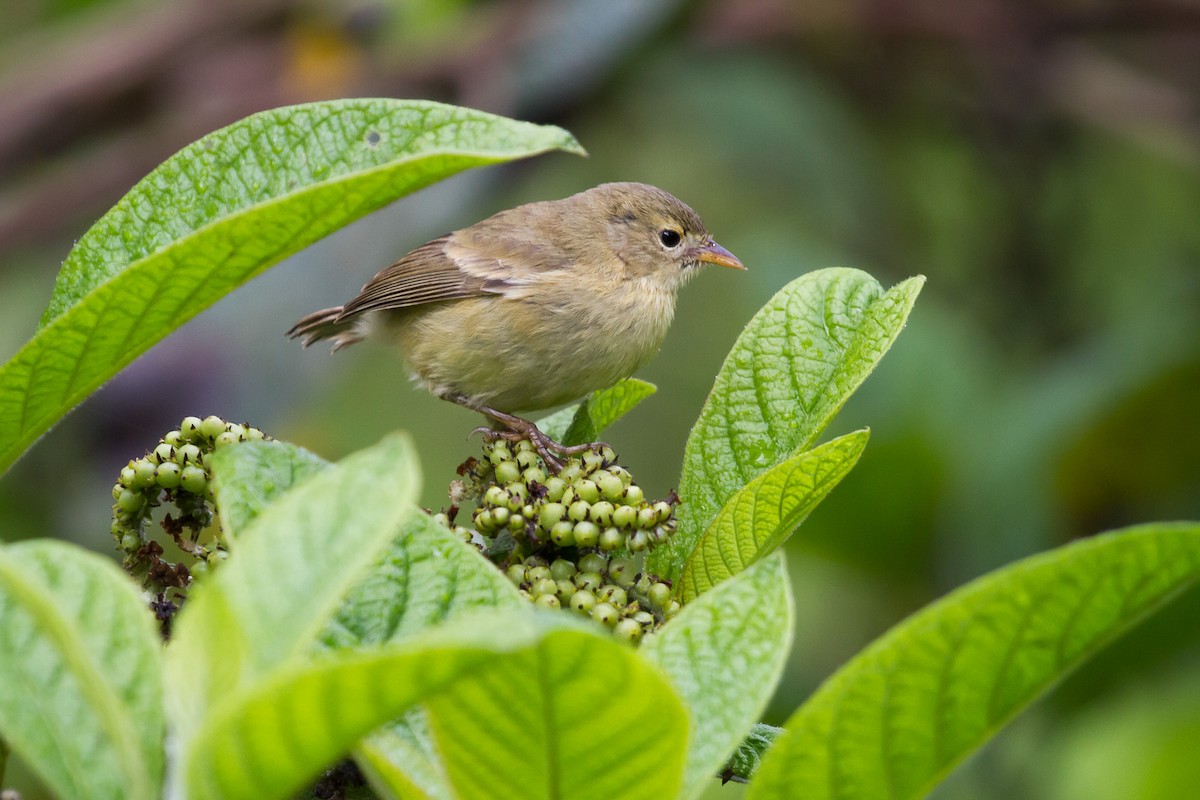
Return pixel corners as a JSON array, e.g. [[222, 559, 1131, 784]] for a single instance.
[[2, 1, 1197, 797]]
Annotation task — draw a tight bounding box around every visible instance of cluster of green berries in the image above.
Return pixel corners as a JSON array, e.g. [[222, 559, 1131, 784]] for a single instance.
[[110, 415, 267, 580], [469, 439, 677, 553], [438, 437, 684, 642], [507, 552, 681, 642]]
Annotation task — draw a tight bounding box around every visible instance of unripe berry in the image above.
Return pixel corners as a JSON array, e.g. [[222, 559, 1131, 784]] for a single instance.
[[611, 505, 637, 529], [607, 465, 632, 485], [484, 485, 507, 507], [527, 566, 552, 584], [515, 450, 540, 470], [568, 500, 591, 523], [581, 449, 605, 472], [153, 443, 175, 464], [550, 521, 576, 546], [574, 571, 603, 592], [652, 500, 674, 523], [131, 459, 157, 489], [623, 485, 645, 506], [155, 462, 182, 489], [578, 553, 607, 574], [539, 503, 566, 528], [572, 521, 599, 548], [543, 477, 566, 502], [588, 501, 615, 526], [494, 460, 521, 485], [607, 558, 637, 588], [119, 465, 136, 486], [214, 431, 241, 449], [514, 439, 535, 453], [506, 564, 527, 585], [180, 465, 207, 494], [532, 578, 558, 598], [120, 532, 141, 552], [505, 482, 529, 505], [117, 489, 144, 513], [637, 506, 657, 530], [628, 529, 650, 552], [175, 443, 202, 465], [569, 590, 597, 614], [648, 582, 672, 609], [488, 442, 512, 466], [557, 462, 582, 484], [632, 610, 656, 627], [180, 416, 203, 440], [598, 527, 624, 552], [550, 559, 577, 581], [595, 471, 625, 501], [200, 415, 225, 440], [597, 585, 628, 608], [592, 602, 619, 626], [574, 479, 600, 504], [245, 427, 266, 441], [507, 514, 526, 533], [491, 506, 511, 526], [556, 579, 575, 599], [226, 423, 247, 440], [535, 594, 561, 610], [163, 430, 183, 447], [522, 466, 547, 485], [613, 618, 643, 642], [665, 600, 682, 619]]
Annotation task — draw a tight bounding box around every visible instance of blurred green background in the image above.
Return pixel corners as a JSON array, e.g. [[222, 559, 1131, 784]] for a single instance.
[[2, 0, 1198, 797]]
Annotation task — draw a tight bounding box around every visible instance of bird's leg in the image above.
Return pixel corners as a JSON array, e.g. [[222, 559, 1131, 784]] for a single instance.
[[445, 393, 604, 471]]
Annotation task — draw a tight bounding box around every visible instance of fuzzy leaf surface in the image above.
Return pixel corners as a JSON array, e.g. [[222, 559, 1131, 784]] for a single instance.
[[650, 270, 923, 581], [677, 430, 868, 601], [425, 619, 688, 800], [0, 541, 163, 800], [166, 433, 420, 744], [209, 439, 330, 538], [643, 553, 792, 799], [0, 99, 583, 474], [748, 522, 1200, 800], [537, 378, 657, 445]]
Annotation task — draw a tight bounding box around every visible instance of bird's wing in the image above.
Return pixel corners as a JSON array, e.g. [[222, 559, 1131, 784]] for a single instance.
[[339, 217, 573, 317]]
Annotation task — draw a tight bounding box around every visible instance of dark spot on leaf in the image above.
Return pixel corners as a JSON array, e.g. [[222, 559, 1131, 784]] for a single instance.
[[365, 130, 381, 147]]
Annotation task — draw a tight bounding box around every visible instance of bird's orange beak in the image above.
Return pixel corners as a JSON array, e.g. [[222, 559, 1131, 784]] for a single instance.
[[694, 239, 746, 270]]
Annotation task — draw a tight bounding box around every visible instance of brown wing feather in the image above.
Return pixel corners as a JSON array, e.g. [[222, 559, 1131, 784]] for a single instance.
[[339, 236, 485, 318]]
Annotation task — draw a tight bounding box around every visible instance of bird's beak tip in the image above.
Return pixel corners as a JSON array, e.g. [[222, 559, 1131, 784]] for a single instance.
[[697, 240, 746, 271]]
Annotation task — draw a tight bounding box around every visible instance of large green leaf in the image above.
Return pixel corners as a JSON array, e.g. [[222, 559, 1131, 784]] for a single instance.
[[166, 433, 421, 742], [0, 540, 163, 800], [748, 522, 1200, 800], [537, 378, 658, 446], [178, 611, 571, 800], [676, 430, 868, 601], [649, 270, 922, 581], [0, 99, 583, 475], [425, 618, 689, 800], [209, 440, 330, 538], [642, 553, 792, 799]]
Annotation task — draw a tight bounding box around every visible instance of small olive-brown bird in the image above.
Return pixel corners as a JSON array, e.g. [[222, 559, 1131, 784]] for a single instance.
[[288, 181, 744, 464]]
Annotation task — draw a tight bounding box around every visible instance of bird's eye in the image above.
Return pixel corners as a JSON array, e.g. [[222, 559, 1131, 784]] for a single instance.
[[659, 229, 682, 248]]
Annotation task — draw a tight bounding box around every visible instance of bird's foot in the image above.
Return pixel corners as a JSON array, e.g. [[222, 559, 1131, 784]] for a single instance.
[[469, 422, 608, 472]]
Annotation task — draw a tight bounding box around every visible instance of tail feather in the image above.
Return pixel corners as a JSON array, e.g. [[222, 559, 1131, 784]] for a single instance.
[[286, 306, 364, 352]]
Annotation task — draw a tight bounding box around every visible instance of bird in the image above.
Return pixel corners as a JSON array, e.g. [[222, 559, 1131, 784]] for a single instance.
[[288, 181, 744, 467]]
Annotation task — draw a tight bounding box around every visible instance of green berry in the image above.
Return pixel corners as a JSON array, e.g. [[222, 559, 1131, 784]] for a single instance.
[[598, 527, 624, 551], [608, 466, 632, 485], [180, 416, 203, 440], [607, 558, 637, 588], [130, 459, 157, 489], [484, 485, 507, 506], [119, 464, 136, 487], [245, 427, 266, 441], [632, 610, 656, 627], [592, 603, 619, 626], [116, 489, 144, 513], [575, 571, 603, 592], [506, 564, 527, 585], [665, 600, 682, 619], [214, 431, 240, 449], [200, 415, 225, 440], [550, 520, 576, 546], [648, 582, 672, 609], [475, 509, 495, 532], [495, 460, 521, 485], [623, 485, 645, 506], [189, 560, 208, 577], [180, 465, 207, 494], [153, 443, 175, 464], [491, 506, 511, 526], [532, 578, 559, 598], [652, 525, 672, 543], [581, 449, 605, 472], [522, 466, 547, 484], [175, 443, 202, 465], [589, 500, 615, 526], [527, 566, 552, 583], [596, 471, 625, 501], [505, 482, 529, 505], [550, 559, 577, 581], [524, 556, 549, 569], [652, 500, 674, 523], [575, 479, 600, 504], [155, 462, 182, 489], [432, 512, 450, 527], [508, 514, 526, 532], [535, 594, 561, 610], [628, 529, 650, 552], [514, 438, 535, 453], [557, 462, 582, 483], [120, 532, 141, 552], [597, 585, 628, 607], [488, 442, 512, 465], [569, 590, 597, 614], [556, 579, 576, 599], [163, 430, 183, 447], [613, 618, 643, 642], [578, 553, 607, 574], [612, 505, 637, 529], [568, 500, 591, 522], [637, 506, 657, 529], [111, 483, 124, 501], [543, 477, 566, 501], [226, 423, 248, 440], [572, 521, 599, 547], [515, 450, 540, 470]]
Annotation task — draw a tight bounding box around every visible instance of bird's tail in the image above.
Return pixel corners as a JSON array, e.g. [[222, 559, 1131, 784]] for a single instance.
[[286, 306, 364, 352]]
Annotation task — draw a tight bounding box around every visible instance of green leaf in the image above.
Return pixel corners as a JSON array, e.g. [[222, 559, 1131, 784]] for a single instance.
[[0, 99, 584, 475], [166, 432, 421, 741], [425, 617, 689, 800], [722, 724, 783, 784], [537, 378, 657, 445], [747, 522, 1200, 800], [322, 510, 523, 648], [675, 430, 869, 600], [650, 270, 923, 581], [177, 610, 556, 800], [642, 553, 792, 799], [209, 440, 330, 538], [0, 540, 163, 800], [356, 710, 447, 800]]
